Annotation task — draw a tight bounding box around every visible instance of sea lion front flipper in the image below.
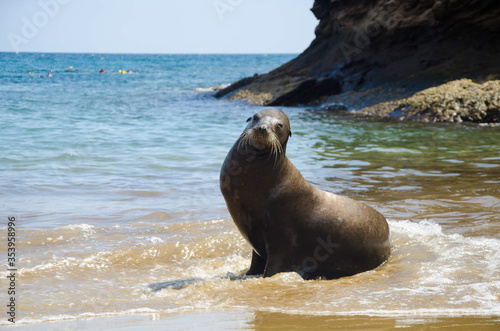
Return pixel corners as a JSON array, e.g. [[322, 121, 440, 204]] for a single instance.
[[245, 250, 266, 276]]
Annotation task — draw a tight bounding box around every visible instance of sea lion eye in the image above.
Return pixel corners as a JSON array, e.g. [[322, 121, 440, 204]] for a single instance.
[[253, 114, 259, 122], [277, 123, 284, 129]]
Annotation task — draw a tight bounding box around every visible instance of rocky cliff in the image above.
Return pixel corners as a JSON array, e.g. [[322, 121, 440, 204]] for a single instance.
[[215, 0, 500, 122]]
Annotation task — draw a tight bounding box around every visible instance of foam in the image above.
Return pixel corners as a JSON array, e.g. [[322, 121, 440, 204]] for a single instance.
[[13, 219, 500, 325]]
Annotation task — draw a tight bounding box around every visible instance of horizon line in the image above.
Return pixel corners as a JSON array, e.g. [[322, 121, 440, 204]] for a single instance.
[[0, 51, 301, 56]]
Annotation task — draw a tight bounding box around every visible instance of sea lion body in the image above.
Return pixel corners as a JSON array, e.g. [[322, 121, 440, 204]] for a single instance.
[[220, 109, 390, 279]]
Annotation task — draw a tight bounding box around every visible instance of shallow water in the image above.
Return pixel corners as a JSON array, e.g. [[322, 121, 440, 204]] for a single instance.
[[0, 53, 499, 329]]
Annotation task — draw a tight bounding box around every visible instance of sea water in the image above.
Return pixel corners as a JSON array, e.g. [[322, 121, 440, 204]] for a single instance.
[[0, 53, 499, 329]]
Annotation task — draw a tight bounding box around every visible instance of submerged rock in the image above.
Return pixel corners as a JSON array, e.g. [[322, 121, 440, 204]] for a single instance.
[[215, 0, 500, 123]]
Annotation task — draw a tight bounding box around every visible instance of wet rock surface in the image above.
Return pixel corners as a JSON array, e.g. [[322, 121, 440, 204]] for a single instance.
[[390, 79, 500, 123]]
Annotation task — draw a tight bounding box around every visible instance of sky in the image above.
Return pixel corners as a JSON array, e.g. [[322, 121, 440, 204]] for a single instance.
[[0, 0, 318, 54]]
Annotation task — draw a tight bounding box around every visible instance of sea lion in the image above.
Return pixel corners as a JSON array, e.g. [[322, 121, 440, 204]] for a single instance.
[[220, 108, 390, 280]]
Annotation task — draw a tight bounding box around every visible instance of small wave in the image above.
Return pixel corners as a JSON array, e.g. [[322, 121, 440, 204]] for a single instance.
[[19, 219, 245, 276], [63, 223, 96, 233], [13, 218, 500, 324], [195, 83, 230, 93], [195, 87, 217, 92]]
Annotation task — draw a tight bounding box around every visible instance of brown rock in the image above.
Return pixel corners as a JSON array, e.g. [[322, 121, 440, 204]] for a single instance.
[[215, 0, 500, 122]]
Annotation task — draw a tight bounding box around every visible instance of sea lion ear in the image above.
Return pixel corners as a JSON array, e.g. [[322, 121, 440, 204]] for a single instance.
[[289, 130, 292, 137], [246, 117, 252, 122]]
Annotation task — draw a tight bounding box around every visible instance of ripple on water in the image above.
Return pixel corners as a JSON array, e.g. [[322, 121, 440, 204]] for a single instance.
[[14, 218, 500, 325]]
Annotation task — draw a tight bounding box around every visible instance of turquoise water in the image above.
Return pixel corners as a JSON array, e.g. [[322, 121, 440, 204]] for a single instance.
[[1, 53, 499, 327], [1, 53, 296, 227]]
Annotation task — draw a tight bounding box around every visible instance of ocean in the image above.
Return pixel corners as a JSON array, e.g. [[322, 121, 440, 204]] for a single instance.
[[1, 52, 499, 330]]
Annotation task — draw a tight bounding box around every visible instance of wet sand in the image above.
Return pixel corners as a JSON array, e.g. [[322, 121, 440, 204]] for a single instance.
[[11, 311, 500, 330]]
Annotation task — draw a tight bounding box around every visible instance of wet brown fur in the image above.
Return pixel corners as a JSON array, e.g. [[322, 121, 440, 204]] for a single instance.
[[220, 108, 390, 280]]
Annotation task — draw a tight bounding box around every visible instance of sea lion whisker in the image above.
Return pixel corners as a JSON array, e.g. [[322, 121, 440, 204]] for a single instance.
[[269, 132, 282, 166], [237, 130, 252, 151]]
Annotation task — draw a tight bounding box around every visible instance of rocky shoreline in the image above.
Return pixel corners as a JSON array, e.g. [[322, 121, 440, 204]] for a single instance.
[[215, 0, 500, 123]]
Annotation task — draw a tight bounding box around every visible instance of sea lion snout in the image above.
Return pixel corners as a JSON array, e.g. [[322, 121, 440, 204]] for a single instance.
[[254, 129, 269, 143], [249, 125, 275, 151], [252, 124, 271, 137], [257, 125, 268, 133]]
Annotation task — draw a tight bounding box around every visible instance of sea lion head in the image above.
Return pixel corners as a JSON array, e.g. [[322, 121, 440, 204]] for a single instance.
[[238, 108, 292, 158]]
